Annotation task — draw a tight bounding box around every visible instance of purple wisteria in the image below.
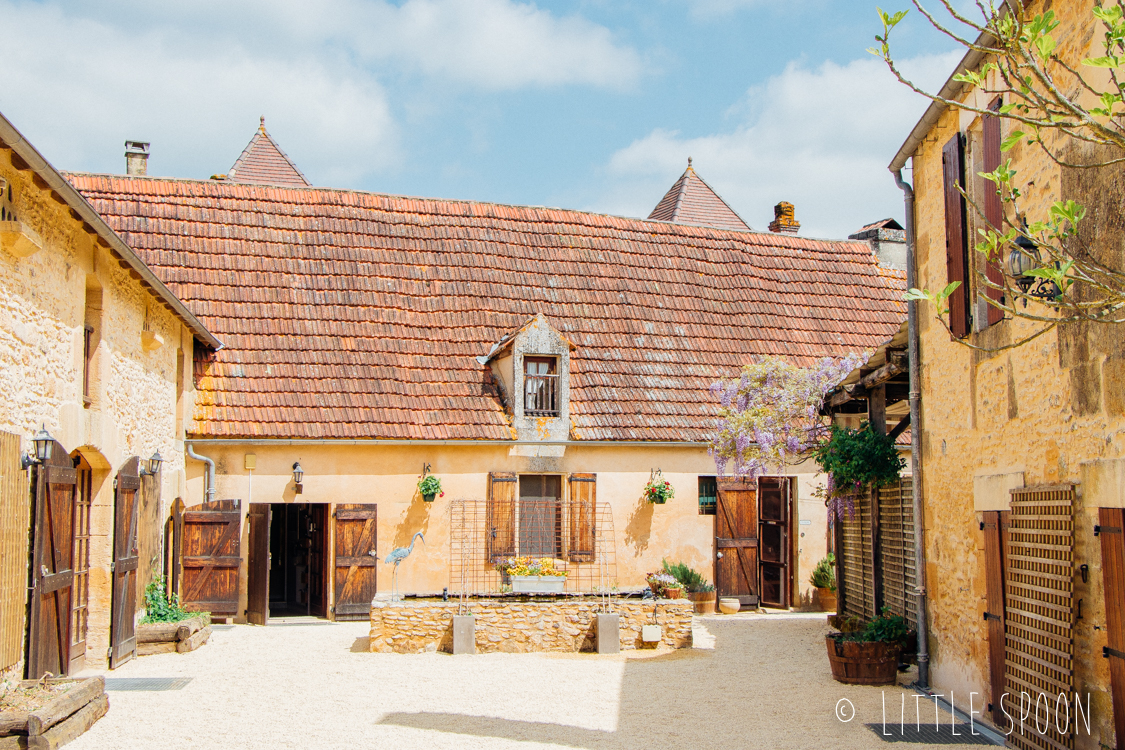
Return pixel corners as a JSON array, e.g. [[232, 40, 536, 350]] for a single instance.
[[708, 354, 863, 480]]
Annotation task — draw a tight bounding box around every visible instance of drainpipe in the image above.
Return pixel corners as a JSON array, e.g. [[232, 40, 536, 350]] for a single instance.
[[894, 168, 930, 688], [186, 443, 216, 504]]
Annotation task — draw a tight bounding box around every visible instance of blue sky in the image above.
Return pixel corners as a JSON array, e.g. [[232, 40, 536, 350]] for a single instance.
[[1, 0, 965, 237]]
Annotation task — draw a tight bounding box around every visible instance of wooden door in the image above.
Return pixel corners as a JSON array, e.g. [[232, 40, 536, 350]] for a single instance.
[[180, 499, 241, 617], [246, 504, 270, 626], [27, 441, 76, 679], [715, 478, 758, 606], [982, 510, 1008, 726], [758, 477, 790, 608], [333, 504, 377, 620], [1099, 508, 1125, 750], [109, 457, 141, 669]]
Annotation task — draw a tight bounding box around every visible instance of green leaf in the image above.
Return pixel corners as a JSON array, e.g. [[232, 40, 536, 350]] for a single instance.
[[1082, 55, 1123, 68], [1001, 131, 1026, 152]]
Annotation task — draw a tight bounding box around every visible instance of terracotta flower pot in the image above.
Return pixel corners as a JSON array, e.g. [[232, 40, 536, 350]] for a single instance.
[[825, 635, 901, 685], [686, 591, 717, 614], [665, 588, 683, 599], [816, 587, 837, 612], [718, 598, 741, 614]]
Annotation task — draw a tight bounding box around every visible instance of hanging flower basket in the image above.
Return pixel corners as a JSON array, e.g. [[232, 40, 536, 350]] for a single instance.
[[417, 474, 443, 502], [644, 472, 674, 504]]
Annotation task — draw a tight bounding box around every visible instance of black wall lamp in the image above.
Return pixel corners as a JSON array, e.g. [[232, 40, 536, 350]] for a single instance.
[[22, 425, 54, 469], [293, 461, 304, 494], [1007, 233, 1061, 305], [140, 450, 164, 477]]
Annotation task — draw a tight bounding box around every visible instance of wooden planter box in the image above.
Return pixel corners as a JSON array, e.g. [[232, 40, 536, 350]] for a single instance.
[[825, 636, 901, 685], [686, 591, 716, 614], [136, 616, 211, 656], [510, 576, 566, 593], [0, 676, 108, 749]]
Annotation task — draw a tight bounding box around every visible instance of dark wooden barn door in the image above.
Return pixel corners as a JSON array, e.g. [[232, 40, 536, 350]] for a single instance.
[[982, 509, 1009, 726], [333, 504, 378, 620], [246, 504, 270, 626], [181, 500, 242, 618], [1099, 508, 1125, 750], [109, 457, 141, 669], [27, 441, 76, 679], [758, 477, 790, 608], [715, 478, 759, 606]]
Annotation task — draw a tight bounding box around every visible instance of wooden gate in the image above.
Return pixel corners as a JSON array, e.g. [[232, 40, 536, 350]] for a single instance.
[[0, 431, 30, 672], [180, 500, 242, 618], [246, 504, 270, 625], [715, 478, 758, 606], [1003, 486, 1074, 750], [109, 457, 141, 669], [758, 477, 790, 608], [27, 440, 76, 679], [1098, 508, 1124, 750], [333, 505, 377, 620]]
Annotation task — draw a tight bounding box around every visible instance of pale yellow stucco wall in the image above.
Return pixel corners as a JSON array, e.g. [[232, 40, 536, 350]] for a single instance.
[[908, 2, 1122, 744], [183, 442, 833, 622], [0, 146, 196, 672]]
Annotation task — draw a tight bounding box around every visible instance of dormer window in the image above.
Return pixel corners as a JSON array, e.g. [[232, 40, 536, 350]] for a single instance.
[[524, 356, 558, 417]]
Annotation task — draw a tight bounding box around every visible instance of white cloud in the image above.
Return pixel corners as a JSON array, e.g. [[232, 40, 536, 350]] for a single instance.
[[598, 51, 963, 238]]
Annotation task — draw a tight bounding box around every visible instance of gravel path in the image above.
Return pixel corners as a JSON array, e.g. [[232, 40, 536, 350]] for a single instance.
[[69, 613, 976, 749]]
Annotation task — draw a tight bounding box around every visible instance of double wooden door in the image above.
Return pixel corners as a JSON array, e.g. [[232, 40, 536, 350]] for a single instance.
[[27, 441, 76, 679], [715, 477, 793, 608]]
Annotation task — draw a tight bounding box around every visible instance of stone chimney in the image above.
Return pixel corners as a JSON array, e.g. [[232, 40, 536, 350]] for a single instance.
[[125, 141, 150, 176], [768, 201, 800, 234]]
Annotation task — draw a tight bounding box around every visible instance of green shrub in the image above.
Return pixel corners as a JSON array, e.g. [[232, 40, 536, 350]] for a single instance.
[[814, 423, 905, 495], [835, 608, 910, 645], [810, 554, 836, 591], [140, 578, 204, 624], [661, 559, 715, 593]]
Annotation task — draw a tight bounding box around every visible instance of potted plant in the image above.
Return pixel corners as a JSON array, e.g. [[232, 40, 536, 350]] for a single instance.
[[810, 554, 837, 612], [417, 474, 443, 502], [643, 472, 675, 504], [661, 559, 716, 613], [646, 572, 684, 599], [825, 609, 911, 685], [497, 556, 568, 593]]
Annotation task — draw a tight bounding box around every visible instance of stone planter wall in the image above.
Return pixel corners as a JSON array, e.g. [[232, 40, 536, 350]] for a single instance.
[[369, 599, 693, 654]]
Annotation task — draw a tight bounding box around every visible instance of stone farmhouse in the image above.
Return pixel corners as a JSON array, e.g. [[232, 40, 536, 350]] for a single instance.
[[0, 111, 219, 678], [879, 1, 1125, 747]]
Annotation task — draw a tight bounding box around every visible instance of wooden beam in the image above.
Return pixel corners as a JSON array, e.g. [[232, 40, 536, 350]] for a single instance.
[[826, 360, 906, 410], [869, 384, 887, 435], [888, 414, 911, 441]]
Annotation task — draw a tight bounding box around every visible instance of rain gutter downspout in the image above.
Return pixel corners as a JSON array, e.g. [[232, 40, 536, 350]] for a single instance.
[[186, 443, 216, 504], [894, 167, 930, 688]]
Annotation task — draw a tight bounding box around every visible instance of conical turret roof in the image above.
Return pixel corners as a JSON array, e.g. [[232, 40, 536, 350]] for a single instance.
[[647, 158, 750, 231], [227, 117, 309, 187]]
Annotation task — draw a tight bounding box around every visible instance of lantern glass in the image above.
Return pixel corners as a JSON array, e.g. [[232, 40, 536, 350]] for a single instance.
[[33, 425, 53, 462], [148, 451, 163, 475], [1008, 235, 1041, 278], [292, 461, 304, 484]]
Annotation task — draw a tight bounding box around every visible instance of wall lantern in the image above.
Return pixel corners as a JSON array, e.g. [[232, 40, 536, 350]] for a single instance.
[[1007, 233, 1060, 305], [23, 424, 54, 469], [141, 450, 164, 477], [293, 461, 304, 494]]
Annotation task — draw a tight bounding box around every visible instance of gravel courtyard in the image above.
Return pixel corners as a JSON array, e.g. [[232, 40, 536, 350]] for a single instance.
[[70, 612, 973, 750]]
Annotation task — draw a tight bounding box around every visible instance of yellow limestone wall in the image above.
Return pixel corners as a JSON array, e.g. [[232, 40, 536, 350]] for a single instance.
[[0, 147, 196, 671], [908, 2, 1122, 744], [184, 442, 833, 621]]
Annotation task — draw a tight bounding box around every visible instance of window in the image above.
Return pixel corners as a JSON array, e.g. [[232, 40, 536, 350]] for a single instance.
[[82, 325, 94, 404], [698, 476, 717, 515], [518, 474, 562, 557], [524, 356, 558, 417]]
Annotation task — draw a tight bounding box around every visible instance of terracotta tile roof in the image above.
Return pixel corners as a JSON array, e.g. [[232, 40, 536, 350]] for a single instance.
[[65, 173, 907, 442], [648, 160, 751, 232], [226, 118, 309, 187]]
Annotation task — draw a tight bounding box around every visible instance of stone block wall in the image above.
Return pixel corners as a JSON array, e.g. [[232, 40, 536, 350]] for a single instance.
[[369, 598, 693, 654]]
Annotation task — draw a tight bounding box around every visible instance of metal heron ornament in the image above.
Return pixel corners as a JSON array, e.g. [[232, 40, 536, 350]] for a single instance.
[[376, 531, 424, 601]]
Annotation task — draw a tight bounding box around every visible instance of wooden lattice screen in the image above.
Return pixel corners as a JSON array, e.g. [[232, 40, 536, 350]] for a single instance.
[[878, 478, 917, 630], [0, 431, 30, 670], [840, 490, 875, 620], [1003, 485, 1074, 750]]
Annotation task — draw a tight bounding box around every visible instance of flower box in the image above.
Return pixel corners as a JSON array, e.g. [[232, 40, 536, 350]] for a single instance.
[[510, 575, 566, 593]]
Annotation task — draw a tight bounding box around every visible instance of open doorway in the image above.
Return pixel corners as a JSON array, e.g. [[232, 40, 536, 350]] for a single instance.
[[264, 503, 327, 618]]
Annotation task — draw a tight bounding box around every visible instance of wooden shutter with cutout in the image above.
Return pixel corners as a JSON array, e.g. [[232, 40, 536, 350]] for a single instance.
[[567, 474, 596, 563], [487, 473, 517, 562], [943, 132, 971, 338], [1099, 508, 1125, 750]]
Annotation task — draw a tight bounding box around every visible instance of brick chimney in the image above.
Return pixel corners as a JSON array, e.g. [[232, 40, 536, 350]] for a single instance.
[[125, 141, 150, 176], [768, 201, 800, 234]]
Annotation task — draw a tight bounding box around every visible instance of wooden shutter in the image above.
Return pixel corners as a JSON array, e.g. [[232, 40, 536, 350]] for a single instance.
[[0, 431, 30, 671], [982, 98, 1004, 325], [943, 132, 971, 338], [246, 504, 270, 626], [982, 510, 1007, 726], [180, 499, 242, 616], [110, 457, 141, 669], [333, 504, 378, 620], [487, 473, 517, 562], [27, 442, 76, 679], [567, 474, 596, 563], [1099, 508, 1125, 750], [758, 477, 789, 608], [715, 478, 759, 606], [1004, 486, 1074, 750]]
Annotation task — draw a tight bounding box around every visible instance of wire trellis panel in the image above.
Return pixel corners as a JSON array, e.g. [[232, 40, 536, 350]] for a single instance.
[[450, 498, 618, 599]]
